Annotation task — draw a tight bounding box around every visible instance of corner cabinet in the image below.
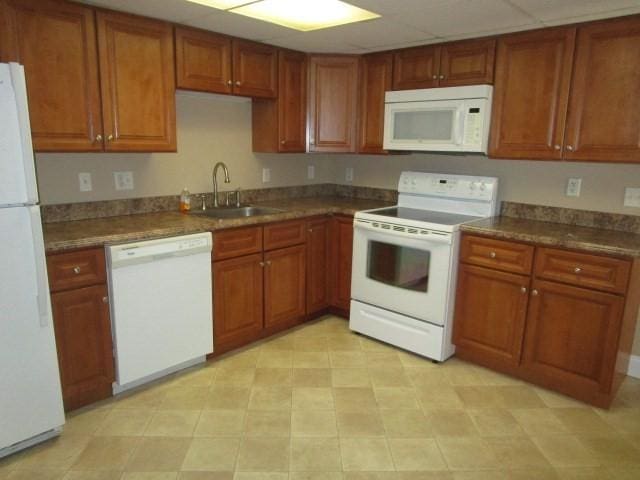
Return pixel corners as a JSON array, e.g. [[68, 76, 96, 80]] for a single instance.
[[0, 0, 103, 151], [252, 49, 307, 153], [46, 248, 114, 411], [308, 55, 359, 153], [454, 234, 640, 408]]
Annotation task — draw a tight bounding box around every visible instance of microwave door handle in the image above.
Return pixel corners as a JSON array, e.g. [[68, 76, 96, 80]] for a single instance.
[[454, 109, 465, 145]]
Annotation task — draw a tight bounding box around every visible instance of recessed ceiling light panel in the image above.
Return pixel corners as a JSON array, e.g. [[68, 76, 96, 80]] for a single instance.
[[230, 0, 381, 32], [185, 0, 252, 10]]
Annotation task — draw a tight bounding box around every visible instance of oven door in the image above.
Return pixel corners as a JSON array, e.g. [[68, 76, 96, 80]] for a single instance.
[[351, 221, 454, 326]]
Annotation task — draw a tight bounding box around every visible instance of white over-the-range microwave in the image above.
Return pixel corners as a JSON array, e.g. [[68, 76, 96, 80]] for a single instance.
[[383, 85, 493, 153]]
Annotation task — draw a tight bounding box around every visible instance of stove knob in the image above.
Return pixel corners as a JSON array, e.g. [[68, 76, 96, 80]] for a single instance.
[[479, 182, 486, 191], [469, 182, 476, 190]]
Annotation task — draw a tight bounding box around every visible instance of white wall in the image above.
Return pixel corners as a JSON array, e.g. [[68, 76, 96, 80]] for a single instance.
[[35, 91, 337, 205]]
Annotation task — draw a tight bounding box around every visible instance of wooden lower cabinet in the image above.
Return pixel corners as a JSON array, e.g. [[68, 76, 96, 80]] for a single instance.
[[453, 264, 529, 371], [331, 215, 354, 314], [213, 253, 264, 353], [454, 234, 639, 408], [521, 280, 624, 404], [306, 217, 330, 315], [264, 244, 306, 332], [51, 284, 114, 411]]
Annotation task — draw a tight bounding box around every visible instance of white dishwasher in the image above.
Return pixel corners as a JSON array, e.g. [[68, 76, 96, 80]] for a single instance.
[[106, 232, 213, 394]]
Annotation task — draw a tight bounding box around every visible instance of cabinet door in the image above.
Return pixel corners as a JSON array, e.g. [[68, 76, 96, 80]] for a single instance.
[[175, 26, 232, 94], [96, 10, 176, 152], [489, 27, 576, 160], [306, 217, 330, 315], [51, 284, 114, 411], [564, 16, 640, 163], [358, 52, 393, 154], [439, 38, 496, 87], [0, 0, 103, 152], [213, 254, 264, 352], [264, 245, 306, 331], [232, 39, 278, 98], [392, 45, 440, 90], [308, 56, 359, 153], [278, 50, 307, 152], [330, 215, 354, 313], [521, 280, 624, 399], [453, 264, 529, 370]]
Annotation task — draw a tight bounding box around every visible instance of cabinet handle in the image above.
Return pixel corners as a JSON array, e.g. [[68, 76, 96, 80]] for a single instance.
[[281, 140, 285, 145], [489, 251, 496, 258], [107, 134, 114, 141], [308, 228, 313, 233], [227, 80, 232, 86], [574, 267, 582, 274], [554, 145, 561, 150], [73, 266, 81, 274], [432, 75, 437, 80], [520, 286, 527, 294], [259, 261, 265, 267], [102, 296, 109, 304], [531, 289, 539, 296], [266, 260, 272, 266], [235, 81, 241, 86], [95, 134, 103, 142], [566, 145, 574, 151], [439, 75, 445, 80]]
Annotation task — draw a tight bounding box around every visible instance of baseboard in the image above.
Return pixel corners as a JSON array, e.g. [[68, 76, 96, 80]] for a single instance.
[[629, 355, 640, 379]]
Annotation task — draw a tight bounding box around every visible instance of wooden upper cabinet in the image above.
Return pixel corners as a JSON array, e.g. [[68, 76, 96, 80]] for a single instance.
[[358, 52, 393, 154], [439, 38, 496, 87], [521, 279, 624, 397], [0, 0, 103, 152], [564, 16, 640, 163], [252, 49, 307, 153], [232, 39, 278, 98], [489, 27, 576, 160], [96, 10, 176, 152], [175, 26, 232, 94], [393, 45, 440, 90], [308, 55, 359, 153]]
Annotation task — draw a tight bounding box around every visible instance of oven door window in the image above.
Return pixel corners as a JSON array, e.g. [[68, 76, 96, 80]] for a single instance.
[[366, 241, 430, 292]]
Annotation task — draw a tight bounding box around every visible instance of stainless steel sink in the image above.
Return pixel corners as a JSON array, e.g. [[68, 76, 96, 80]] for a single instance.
[[191, 206, 285, 219]]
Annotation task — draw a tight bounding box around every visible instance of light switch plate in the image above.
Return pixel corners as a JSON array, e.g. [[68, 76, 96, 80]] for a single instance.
[[307, 165, 315, 180], [345, 167, 354, 183], [624, 187, 640, 207], [78, 172, 92, 192], [262, 168, 271, 183], [114, 171, 134, 191], [566, 178, 582, 197]]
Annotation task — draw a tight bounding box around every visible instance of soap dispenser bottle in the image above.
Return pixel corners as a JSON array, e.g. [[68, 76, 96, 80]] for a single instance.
[[179, 187, 191, 213]]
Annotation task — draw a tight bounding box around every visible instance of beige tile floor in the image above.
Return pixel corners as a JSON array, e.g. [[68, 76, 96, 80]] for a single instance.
[[2, 315, 640, 480]]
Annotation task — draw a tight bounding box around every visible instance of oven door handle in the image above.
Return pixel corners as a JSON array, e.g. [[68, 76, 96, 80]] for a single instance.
[[355, 221, 452, 245]]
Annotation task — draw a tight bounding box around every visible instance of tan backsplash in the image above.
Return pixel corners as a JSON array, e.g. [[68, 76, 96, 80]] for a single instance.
[[35, 91, 338, 205]]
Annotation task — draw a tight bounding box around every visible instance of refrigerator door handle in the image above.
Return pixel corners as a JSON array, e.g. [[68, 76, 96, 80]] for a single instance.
[[28, 206, 50, 327]]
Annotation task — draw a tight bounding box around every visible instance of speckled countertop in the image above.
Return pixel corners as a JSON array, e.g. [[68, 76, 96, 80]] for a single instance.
[[43, 197, 390, 252], [461, 216, 640, 258]]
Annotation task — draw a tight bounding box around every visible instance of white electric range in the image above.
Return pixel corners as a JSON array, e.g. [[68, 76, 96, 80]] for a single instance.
[[349, 171, 499, 362]]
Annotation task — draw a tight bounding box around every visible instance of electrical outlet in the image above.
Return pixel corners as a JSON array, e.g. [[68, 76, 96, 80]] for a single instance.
[[307, 165, 315, 180], [78, 172, 92, 192], [345, 167, 354, 183], [262, 168, 271, 183], [114, 171, 134, 191], [566, 178, 582, 197], [624, 187, 640, 207]]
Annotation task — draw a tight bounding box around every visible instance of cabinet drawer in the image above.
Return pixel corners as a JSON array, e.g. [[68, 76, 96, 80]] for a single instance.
[[213, 226, 263, 261], [534, 248, 631, 294], [461, 235, 534, 275], [47, 248, 106, 292], [264, 220, 306, 250]]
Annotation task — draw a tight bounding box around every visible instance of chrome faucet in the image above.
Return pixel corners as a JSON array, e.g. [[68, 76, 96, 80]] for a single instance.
[[212, 162, 230, 208]]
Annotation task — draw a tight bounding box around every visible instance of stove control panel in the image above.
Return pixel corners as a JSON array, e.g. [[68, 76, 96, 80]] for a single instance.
[[398, 171, 497, 202]]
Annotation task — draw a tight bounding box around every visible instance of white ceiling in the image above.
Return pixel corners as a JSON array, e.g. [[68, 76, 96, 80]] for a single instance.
[[82, 0, 640, 53]]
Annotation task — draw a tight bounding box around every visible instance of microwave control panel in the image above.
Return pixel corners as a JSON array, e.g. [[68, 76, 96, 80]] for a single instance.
[[463, 106, 484, 147]]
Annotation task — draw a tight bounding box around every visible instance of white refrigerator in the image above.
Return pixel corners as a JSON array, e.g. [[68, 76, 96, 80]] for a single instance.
[[0, 63, 65, 458]]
